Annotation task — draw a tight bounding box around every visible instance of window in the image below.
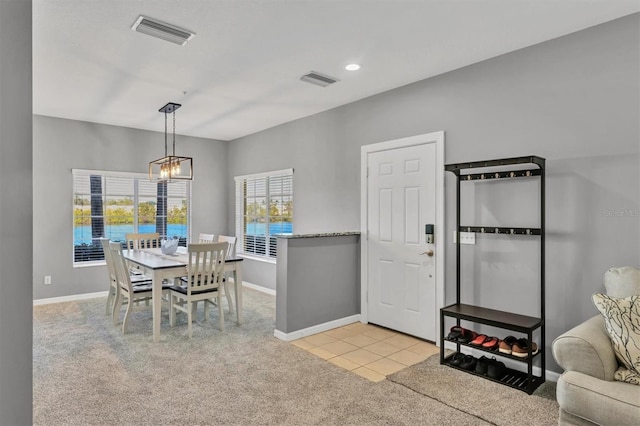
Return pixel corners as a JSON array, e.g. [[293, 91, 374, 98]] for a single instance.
[[235, 169, 293, 259], [73, 169, 190, 265]]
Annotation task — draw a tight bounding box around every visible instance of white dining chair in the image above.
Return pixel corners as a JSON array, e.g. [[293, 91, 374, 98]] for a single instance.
[[198, 233, 215, 243], [109, 241, 155, 333], [217, 235, 237, 314], [101, 238, 153, 316], [169, 242, 228, 338], [125, 232, 161, 250]]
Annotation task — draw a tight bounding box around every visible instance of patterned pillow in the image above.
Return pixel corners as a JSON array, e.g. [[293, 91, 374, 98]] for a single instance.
[[592, 293, 640, 385]]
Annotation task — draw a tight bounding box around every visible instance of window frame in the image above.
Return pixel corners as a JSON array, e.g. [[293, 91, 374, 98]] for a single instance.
[[72, 169, 191, 267], [235, 168, 293, 261]]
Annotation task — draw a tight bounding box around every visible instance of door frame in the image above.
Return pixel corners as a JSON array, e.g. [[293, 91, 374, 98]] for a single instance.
[[360, 131, 445, 343]]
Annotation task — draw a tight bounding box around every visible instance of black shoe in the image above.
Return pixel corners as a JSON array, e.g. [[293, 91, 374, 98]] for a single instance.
[[449, 352, 465, 366], [460, 355, 477, 371], [474, 356, 489, 375], [487, 358, 506, 379]]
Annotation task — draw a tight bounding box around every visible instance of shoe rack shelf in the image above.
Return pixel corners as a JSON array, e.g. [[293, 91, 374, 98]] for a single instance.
[[440, 155, 545, 395], [443, 355, 545, 393]]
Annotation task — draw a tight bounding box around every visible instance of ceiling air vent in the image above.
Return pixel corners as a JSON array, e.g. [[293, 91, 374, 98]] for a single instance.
[[300, 71, 340, 87], [131, 15, 195, 46]]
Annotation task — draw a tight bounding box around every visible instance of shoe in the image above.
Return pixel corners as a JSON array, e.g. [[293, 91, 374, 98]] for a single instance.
[[498, 336, 518, 354], [512, 338, 539, 358], [446, 326, 465, 340], [457, 329, 477, 343], [474, 356, 489, 375], [460, 355, 477, 371], [486, 358, 506, 379], [481, 336, 499, 350], [449, 352, 465, 366], [469, 334, 489, 346]]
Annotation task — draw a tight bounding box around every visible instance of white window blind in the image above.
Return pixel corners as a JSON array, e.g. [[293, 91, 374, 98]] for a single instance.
[[235, 169, 293, 259], [73, 170, 190, 265]]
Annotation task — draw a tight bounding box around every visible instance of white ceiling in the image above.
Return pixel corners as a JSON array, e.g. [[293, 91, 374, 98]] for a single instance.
[[33, 1, 640, 141]]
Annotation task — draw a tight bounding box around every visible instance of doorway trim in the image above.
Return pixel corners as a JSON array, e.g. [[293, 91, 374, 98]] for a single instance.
[[360, 131, 445, 343]]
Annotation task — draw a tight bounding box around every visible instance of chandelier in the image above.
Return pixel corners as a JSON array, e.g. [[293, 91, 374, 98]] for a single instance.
[[149, 102, 193, 181]]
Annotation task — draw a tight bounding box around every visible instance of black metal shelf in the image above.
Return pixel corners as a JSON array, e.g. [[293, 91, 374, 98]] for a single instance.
[[441, 303, 543, 333], [444, 155, 545, 175], [441, 155, 545, 395], [443, 352, 544, 394], [459, 168, 542, 181], [442, 337, 542, 362]]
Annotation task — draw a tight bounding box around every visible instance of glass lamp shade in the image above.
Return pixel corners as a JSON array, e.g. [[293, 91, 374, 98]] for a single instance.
[[149, 155, 193, 181]]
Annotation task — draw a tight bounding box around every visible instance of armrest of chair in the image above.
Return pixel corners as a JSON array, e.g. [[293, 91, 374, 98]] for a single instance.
[[552, 315, 618, 381]]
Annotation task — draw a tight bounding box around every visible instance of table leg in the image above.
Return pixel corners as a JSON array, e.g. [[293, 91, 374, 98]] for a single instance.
[[152, 274, 162, 343], [235, 265, 243, 324]]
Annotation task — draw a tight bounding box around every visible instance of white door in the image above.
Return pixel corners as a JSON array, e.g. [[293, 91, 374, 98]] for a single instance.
[[365, 140, 438, 340]]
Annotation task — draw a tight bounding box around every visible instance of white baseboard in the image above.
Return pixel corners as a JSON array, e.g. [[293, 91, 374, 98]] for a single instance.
[[33, 291, 109, 306], [33, 281, 275, 306], [545, 369, 560, 382], [242, 281, 276, 296], [274, 314, 362, 342]]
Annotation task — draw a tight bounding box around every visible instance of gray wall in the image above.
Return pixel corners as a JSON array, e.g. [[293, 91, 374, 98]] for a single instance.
[[33, 116, 228, 300], [227, 14, 640, 372], [276, 235, 360, 333], [0, 0, 32, 423]]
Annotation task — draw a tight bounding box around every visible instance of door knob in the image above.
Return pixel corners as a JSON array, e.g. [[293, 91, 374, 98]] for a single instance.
[[420, 250, 434, 257]]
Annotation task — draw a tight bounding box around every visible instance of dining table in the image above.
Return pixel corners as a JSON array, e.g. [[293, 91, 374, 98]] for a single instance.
[[122, 246, 243, 342]]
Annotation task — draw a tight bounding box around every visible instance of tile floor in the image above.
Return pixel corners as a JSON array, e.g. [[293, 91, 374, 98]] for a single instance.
[[291, 322, 439, 382]]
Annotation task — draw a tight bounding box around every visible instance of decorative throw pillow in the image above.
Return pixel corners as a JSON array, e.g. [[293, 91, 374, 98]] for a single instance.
[[615, 367, 640, 385], [604, 266, 640, 298], [592, 293, 640, 385]]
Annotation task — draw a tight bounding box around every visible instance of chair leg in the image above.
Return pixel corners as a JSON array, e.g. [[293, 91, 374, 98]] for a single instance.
[[106, 286, 115, 315], [187, 302, 193, 339], [112, 291, 123, 325], [204, 299, 209, 322], [122, 296, 133, 334], [224, 278, 234, 315], [218, 295, 225, 332], [170, 294, 177, 327]]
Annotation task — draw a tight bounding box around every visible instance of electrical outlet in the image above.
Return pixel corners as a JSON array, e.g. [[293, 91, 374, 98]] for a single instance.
[[453, 231, 476, 245], [44, 275, 52, 285]]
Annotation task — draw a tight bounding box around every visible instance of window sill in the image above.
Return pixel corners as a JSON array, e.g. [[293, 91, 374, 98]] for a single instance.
[[238, 253, 277, 265], [73, 260, 106, 268]]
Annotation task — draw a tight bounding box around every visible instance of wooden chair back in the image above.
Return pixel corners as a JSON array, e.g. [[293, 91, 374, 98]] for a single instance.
[[125, 233, 160, 250], [109, 241, 134, 295], [217, 235, 237, 259], [185, 242, 228, 296], [198, 233, 215, 243], [100, 238, 117, 286]]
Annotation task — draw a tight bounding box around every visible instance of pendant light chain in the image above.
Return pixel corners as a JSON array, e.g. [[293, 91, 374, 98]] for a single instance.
[[172, 109, 176, 156]]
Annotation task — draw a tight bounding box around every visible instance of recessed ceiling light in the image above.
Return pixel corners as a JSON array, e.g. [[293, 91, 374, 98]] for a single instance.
[[345, 64, 361, 71]]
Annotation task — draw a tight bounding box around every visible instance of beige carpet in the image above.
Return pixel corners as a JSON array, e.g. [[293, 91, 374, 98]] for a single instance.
[[33, 288, 556, 425], [388, 354, 559, 426]]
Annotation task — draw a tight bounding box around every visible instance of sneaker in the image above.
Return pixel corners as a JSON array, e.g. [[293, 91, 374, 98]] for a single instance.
[[486, 358, 506, 379], [474, 356, 489, 375], [498, 336, 518, 354], [512, 338, 539, 358]]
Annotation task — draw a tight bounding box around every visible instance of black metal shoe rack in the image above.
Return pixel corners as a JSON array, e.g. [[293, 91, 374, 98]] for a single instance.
[[439, 156, 545, 395]]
